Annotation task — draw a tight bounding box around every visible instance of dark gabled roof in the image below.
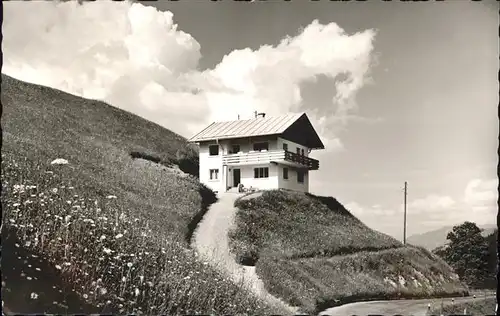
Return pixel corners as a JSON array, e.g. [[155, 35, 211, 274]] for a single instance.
[[189, 112, 325, 150]]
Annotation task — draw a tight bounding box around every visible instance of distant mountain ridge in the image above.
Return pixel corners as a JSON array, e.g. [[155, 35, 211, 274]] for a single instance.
[[407, 224, 497, 250]]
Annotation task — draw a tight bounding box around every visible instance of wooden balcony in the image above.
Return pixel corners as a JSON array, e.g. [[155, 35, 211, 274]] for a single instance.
[[222, 150, 319, 170]]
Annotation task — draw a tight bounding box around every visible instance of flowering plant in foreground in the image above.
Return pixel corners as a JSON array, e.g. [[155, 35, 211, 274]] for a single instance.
[[1, 153, 285, 315]]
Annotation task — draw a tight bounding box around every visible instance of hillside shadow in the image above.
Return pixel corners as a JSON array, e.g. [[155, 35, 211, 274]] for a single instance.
[[306, 194, 356, 219], [1, 228, 99, 314]]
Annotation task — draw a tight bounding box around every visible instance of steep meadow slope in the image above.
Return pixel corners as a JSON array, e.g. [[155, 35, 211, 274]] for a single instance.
[[0, 74, 287, 315], [228, 190, 469, 313]]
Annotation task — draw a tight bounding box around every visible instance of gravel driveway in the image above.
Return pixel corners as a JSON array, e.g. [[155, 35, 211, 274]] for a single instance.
[[192, 192, 298, 314]]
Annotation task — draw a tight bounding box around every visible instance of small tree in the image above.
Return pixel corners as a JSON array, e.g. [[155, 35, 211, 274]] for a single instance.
[[484, 229, 498, 288], [441, 222, 490, 288]]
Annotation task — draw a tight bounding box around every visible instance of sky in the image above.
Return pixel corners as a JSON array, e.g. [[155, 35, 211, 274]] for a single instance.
[[2, 0, 498, 241]]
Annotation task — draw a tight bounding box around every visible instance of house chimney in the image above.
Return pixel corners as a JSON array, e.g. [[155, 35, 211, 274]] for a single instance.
[[237, 114, 240, 120], [257, 112, 266, 118], [254, 111, 258, 118]]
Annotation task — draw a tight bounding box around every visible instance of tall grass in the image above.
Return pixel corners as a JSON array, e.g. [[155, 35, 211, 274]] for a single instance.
[[229, 190, 402, 265], [257, 247, 469, 314], [1, 153, 285, 315], [227, 190, 469, 313]]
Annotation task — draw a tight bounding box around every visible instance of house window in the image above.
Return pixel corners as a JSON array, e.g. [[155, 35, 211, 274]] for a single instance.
[[301, 149, 305, 156], [209, 145, 219, 156], [231, 144, 240, 154], [283, 143, 288, 151], [296, 147, 301, 155], [209, 169, 219, 180], [254, 167, 269, 179], [283, 167, 289, 180], [297, 170, 305, 183], [253, 142, 269, 151]]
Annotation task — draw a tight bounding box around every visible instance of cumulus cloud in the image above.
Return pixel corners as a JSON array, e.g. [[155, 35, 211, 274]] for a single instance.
[[464, 178, 498, 212], [2, 0, 376, 146], [344, 202, 396, 217], [408, 194, 456, 213]]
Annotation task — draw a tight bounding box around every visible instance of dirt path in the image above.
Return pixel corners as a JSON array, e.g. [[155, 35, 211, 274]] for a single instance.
[[192, 192, 299, 315], [319, 294, 496, 316]]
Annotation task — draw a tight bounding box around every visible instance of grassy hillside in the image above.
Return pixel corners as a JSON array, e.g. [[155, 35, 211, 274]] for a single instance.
[[229, 190, 402, 264], [228, 190, 469, 314], [1, 74, 287, 315]]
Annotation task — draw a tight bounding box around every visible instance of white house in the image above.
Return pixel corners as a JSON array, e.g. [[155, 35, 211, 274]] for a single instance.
[[188, 112, 325, 194]]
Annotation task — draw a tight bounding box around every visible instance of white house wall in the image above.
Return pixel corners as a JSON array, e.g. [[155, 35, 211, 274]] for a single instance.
[[277, 137, 310, 156], [198, 136, 312, 193], [199, 138, 278, 192], [199, 141, 225, 193], [277, 164, 309, 193], [227, 164, 279, 191]]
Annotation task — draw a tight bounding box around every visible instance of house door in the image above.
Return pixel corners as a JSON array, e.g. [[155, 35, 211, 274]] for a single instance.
[[233, 169, 241, 187]]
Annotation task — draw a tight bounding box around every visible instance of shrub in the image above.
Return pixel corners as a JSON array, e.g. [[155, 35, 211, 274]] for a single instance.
[[175, 143, 199, 177]]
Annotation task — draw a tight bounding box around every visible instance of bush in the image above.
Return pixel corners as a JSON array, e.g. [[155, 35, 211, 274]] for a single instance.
[[175, 143, 199, 177]]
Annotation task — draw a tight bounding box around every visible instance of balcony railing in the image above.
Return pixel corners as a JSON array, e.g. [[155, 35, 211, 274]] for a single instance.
[[284, 150, 319, 170], [222, 150, 319, 170]]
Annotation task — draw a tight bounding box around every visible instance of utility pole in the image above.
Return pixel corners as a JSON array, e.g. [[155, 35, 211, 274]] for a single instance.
[[403, 181, 407, 245]]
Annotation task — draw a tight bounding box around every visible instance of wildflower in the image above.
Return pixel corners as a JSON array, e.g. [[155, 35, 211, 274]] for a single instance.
[[26, 277, 32, 281], [115, 233, 123, 239], [99, 287, 108, 295], [9, 219, 15, 224], [51, 188, 58, 194], [64, 262, 71, 266], [83, 294, 88, 299], [122, 276, 126, 282], [127, 262, 133, 268], [12, 203, 20, 207], [30, 292, 38, 299], [103, 248, 112, 255], [99, 235, 106, 242], [106, 195, 117, 199], [51, 158, 69, 165], [55, 265, 62, 270], [134, 288, 140, 297], [65, 215, 72, 222]]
